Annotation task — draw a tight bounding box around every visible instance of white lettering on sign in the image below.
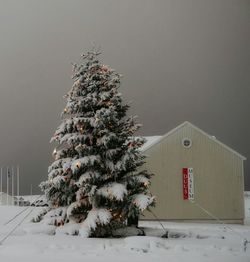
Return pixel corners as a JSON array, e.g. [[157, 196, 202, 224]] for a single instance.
[[188, 172, 194, 200]]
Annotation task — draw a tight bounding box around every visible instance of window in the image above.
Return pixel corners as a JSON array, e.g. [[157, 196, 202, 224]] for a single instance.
[[182, 138, 192, 148]]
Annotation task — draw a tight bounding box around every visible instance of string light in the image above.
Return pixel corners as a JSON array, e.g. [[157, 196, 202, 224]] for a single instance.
[[105, 101, 112, 106], [101, 65, 109, 72], [112, 212, 118, 217], [128, 142, 135, 148]]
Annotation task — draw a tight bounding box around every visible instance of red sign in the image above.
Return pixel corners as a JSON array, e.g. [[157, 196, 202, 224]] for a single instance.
[[182, 168, 189, 200], [182, 168, 194, 200]]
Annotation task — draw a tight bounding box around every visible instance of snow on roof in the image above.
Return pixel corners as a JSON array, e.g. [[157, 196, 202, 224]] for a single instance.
[[140, 136, 162, 152]]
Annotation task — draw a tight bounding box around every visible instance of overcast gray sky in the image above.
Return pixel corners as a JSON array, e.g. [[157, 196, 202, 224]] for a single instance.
[[0, 0, 249, 194]]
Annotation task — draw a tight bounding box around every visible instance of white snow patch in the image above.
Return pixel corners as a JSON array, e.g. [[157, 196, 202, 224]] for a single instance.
[[71, 155, 101, 173], [97, 183, 127, 201], [133, 194, 155, 211], [56, 222, 80, 235], [79, 208, 112, 237], [140, 136, 162, 151], [85, 208, 112, 229], [76, 171, 100, 186]]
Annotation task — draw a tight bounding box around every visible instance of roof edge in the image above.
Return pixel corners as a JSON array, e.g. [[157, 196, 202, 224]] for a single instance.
[[142, 121, 247, 160]]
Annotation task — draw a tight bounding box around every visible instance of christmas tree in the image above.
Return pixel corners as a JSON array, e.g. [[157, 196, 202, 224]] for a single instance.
[[40, 50, 155, 237]]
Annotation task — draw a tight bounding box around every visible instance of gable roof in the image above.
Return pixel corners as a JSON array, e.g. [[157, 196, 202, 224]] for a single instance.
[[142, 121, 246, 160]]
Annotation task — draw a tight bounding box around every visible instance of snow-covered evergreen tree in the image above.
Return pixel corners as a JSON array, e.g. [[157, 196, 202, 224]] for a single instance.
[[40, 50, 155, 237]]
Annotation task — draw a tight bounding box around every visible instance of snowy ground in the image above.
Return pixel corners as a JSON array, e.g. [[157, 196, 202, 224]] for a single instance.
[[0, 202, 250, 261]]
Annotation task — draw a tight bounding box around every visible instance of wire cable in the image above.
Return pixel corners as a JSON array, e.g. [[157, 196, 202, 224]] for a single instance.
[[0, 205, 36, 245], [189, 199, 250, 252], [3, 195, 43, 225]]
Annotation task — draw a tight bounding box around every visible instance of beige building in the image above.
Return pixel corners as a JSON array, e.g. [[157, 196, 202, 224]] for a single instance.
[[141, 121, 246, 224]]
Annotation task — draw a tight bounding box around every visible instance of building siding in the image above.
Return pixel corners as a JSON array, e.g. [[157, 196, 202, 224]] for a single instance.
[[141, 123, 245, 223]]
